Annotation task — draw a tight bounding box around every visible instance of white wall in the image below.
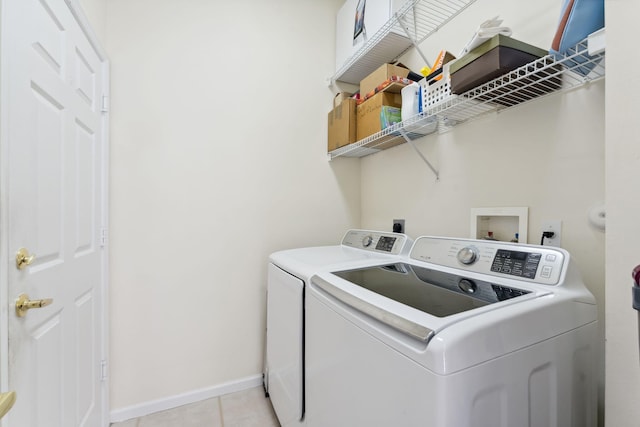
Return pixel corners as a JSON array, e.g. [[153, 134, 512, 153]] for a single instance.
[[77, 0, 107, 44], [104, 0, 357, 412], [605, 0, 640, 425], [360, 0, 606, 422], [75, 0, 640, 425]]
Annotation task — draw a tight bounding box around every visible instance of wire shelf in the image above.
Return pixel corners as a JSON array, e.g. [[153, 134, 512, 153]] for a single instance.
[[432, 36, 605, 124], [331, 0, 477, 85], [397, 0, 475, 46], [329, 34, 605, 161], [328, 113, 438, 159]]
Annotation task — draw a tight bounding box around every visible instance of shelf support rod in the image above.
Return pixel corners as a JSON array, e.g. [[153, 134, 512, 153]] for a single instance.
[[399, 129, 439, 180], [397, 14, 431, 68]]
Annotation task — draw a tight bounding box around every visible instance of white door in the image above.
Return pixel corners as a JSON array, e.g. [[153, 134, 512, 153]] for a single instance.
[[1, 0, 108, 425]]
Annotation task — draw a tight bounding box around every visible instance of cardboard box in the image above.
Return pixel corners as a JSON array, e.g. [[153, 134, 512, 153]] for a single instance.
[[333, 92, 354, 108], [328, 98, 357, 152], [360, 63, 410, 98], [356, 91, 402, 140]]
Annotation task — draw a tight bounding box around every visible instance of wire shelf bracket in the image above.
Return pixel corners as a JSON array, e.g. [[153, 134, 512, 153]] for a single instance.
[[399, 129, 439, 180]]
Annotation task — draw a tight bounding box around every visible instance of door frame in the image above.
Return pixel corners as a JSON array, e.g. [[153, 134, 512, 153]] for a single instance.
[[0, 0, 110, 425]]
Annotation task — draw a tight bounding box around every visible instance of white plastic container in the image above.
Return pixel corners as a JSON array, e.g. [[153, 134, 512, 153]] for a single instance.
[[401, 82, 421, 122]]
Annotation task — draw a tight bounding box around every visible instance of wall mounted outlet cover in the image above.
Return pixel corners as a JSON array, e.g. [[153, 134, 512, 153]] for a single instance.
[[541, 220, 562, 247]]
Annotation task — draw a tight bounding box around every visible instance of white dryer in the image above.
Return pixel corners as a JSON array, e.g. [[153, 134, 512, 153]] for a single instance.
[[264, 229, 413, 426], [305, 236, 598, 427]]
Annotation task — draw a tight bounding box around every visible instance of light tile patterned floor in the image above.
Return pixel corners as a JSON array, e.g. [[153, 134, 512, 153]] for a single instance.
[[111, 386, 280, 427]]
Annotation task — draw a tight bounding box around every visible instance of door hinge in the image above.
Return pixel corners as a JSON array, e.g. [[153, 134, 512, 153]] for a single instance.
[[100, 227, 108, 247], [100, 359, 108, 381], [101, 95, 109, 113]]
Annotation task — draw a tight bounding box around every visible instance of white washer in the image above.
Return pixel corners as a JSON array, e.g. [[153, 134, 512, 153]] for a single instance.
[[264, 229, 413, 426], [305, 236, 598, 427]]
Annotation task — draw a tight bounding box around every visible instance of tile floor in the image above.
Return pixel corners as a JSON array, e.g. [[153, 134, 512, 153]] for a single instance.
[[110, 386, 280, 427]]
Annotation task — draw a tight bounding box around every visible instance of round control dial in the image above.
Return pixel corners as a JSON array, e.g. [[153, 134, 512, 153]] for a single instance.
[[362, 235, 373, 247], [457, 246, 479, 265]]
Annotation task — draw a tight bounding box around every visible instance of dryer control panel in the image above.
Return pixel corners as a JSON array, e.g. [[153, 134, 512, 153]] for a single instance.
[[410, 236, 566, 286], [341, 229, 412, 255]]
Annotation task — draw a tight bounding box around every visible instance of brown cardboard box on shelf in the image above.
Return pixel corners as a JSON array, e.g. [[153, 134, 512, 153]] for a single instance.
[[327, 98, 356, 152], [359, 63, 410, 98], [356, 91, 402, 141], [333, 92, 353, 108]]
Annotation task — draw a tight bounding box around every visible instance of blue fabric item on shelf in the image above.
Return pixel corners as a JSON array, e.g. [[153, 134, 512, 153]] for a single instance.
[[550, 0, 604, 76]]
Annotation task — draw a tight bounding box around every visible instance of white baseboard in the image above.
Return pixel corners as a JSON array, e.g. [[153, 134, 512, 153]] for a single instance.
[[109, 374, 263, 423]]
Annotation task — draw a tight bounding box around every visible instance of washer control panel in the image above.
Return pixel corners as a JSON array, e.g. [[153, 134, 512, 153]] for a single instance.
[[490, 249, 541, 280], [411, 237, 566, 285], [341, 229, 412, 255]]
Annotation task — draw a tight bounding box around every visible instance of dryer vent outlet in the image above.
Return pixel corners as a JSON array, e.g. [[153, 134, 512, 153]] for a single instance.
[[393, 219, 405, 234]]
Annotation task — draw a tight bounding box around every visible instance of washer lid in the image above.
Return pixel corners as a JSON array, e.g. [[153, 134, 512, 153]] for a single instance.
[[312, 262, 546, 342]]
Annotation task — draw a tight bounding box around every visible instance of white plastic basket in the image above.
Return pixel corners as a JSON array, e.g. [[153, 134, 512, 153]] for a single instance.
[[420, 63, 454, 111], [419, 61, 497, 124]]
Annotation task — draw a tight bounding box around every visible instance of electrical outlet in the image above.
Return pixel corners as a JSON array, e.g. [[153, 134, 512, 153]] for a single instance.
[[541, 220, 562, 247], [393, 219, 405, 234]]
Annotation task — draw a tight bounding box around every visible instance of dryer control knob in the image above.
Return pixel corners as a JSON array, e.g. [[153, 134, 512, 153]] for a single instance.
[[457, 246, 479, 265], [362, 235, 373, 247]]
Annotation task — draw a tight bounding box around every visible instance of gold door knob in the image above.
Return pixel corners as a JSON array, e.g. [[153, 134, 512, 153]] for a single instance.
[[15, 294, 53, 317], [0, 391, 16, 419], [15, 248, 35, 270]]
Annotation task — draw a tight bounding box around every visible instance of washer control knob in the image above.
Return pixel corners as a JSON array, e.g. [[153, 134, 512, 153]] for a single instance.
[[458, 279, 477, 294], [362, 235, 373, 247], [457, 246, 479, 265]]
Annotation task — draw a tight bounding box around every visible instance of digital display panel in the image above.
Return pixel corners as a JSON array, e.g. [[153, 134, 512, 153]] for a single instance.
[[491, 249, 541, 279], [375, 236, 396, 252]]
